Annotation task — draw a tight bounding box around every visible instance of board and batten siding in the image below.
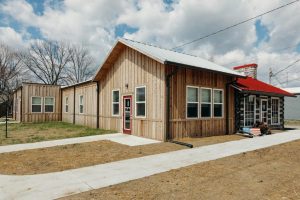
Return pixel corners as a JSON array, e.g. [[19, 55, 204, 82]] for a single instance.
[[13, 88, 22, 121], [98, 45, 166, 141], [61, 82, 98, 128], [167, 66, 236, 139], [61, 87, 74, 124], [21, 84, 61, 122]]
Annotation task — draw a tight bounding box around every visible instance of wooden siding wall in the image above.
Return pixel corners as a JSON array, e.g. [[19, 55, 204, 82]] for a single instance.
[[61, 87, 74, 124], [167, 66, 235, 139], [22, 84, 61, 122], [75, 83, 97, 128], [61, 83, 98, 128], [98, 46, 166, 141]]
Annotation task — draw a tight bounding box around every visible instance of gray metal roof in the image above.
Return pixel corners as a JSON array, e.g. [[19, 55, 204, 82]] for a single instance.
[[119, 38, 244, 77]]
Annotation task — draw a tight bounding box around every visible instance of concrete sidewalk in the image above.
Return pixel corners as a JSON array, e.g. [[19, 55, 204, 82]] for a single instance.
[[1, 130, 300, 200], [0, 133, 161, 153]]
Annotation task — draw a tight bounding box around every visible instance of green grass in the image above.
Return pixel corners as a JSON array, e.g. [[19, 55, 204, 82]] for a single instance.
[[0, 121, 116, 146]]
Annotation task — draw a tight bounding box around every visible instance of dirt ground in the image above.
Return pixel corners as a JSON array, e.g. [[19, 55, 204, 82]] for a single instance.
[[178, 134, 245, 147], [62, 140, 300, 200], [0, 140, 185, 175], [0, 134, 246, 175], [0, 122, 115, 146]]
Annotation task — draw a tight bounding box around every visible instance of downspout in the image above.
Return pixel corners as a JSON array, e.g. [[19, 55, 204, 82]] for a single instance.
[[225, 79, 237, 135], [165, 66, 178, 141], [165, 66, 193, 148], [73, 86, 76, 124], [60, 88, 63, 121], [96, 81, 100, 129], [20, 86, 23, 122]]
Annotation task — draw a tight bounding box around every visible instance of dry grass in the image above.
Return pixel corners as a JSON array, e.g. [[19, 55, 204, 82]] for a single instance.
[[0, 122, 115, 146], [178, 134, 245, 147], [0, 134, 248, 175], [62, 139, 300, 200], [0, 140, 185, 175]]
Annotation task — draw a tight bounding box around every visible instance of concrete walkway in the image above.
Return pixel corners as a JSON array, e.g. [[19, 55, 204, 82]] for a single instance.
[[0, 133, 161, 153], [1, 130, 300, 200]]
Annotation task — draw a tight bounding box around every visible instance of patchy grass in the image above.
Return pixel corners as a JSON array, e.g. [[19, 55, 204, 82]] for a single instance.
[[0, 141, 185, 175], [285, 119, 300, 126], [62, 140, 300, 200], [0, 122, 116, 146]]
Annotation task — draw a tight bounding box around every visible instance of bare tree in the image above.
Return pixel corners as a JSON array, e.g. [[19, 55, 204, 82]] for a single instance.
[[0, 44, 22, 104], [21, 40, 72, 85], [65, 45, 94, 84]]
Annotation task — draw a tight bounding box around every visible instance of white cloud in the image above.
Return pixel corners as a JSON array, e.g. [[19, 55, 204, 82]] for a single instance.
[[1, 0, 300, 87], [0, 27, 27, 49]]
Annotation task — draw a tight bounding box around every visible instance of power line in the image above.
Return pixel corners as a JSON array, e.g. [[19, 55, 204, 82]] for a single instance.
[[172, 0, 300, 50], [273, 58, 300, 76]]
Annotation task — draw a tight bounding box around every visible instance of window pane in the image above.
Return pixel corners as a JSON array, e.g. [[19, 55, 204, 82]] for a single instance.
[[214, 90, 222, 103], [187, 87, 198, 102], [32, 97, 41, 105], [113, 91, 119, 102], [66, 97, 68, 104], [45, 97, 54, 105], [136, 103, 145, 116], [136, 87, 145, 102], [80, 96, 83, 104], [201, 104, 211, 117], [113, 103, 119, 115], [45, 105, 54, 112], [214, 104, 222, 117], [80, 105, 83, 113], [32, 105, 41, 112], [187, 103, 198, 118], [66, 105, 68, 113], [201, 89, 211, 102]]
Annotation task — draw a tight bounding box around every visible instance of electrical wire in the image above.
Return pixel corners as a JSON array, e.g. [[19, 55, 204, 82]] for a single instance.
[[172, 0, 300, 50]]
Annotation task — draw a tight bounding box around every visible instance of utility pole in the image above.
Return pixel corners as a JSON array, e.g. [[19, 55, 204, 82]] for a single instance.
[[269, 67, 273, 84]]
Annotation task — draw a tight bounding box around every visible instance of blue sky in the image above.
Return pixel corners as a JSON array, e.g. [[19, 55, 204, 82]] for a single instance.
[[1, 0, 300, 87]]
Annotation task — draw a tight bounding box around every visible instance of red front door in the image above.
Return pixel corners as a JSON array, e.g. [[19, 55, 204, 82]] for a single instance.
[[123, 95, 132, 134]]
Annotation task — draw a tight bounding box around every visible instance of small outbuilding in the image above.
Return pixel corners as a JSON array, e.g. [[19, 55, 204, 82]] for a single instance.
[[12, 83, 61, 122], [232, 64, 294, 130]]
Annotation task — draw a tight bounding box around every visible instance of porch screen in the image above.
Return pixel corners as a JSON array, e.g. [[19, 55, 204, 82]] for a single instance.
[[271, 98, 279, 124], [244, 95, 255, 127]]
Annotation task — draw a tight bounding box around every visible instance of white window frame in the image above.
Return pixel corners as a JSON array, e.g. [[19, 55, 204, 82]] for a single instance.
[[200, 87, 212, 118], [244, 95, 256, 127], [186, 86, 199, 119], [213, 89, 224, 118], [31, 96, 42, 113], [260, 98, 268, 123], [135, 86, 146, 118], [271, 97, 280, 125], [65, 96, 69, 113], [79, 95, 84, 114], [44, 97, 55, 113], [112, 89, 120, 116]]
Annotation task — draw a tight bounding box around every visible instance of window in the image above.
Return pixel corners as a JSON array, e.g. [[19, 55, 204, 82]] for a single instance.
[[44, 97, 54, 113], [112, 90, 120, 116], [79, 95, 84, 114], [213, 89, 223, 117], [201, 88, 212, 117], [186, 87, 199, 118], [271, 98, 280, 124], [244, 95, 255, 127], [32, 97, 42, 113], [65, 97, 69, 113], [135, 86, 146, 117]]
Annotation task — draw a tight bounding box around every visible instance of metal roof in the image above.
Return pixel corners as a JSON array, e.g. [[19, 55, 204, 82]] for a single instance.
[[118, 38, 244, 77], [281, 87, 300, 95]]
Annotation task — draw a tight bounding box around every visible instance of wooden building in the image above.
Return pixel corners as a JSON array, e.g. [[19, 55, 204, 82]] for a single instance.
[[12, 39, 294, 141], [61, 80, 98, 128], [92, 38, 244, 141], [12, 83, 61, 122], [232, 64, 294, 130]]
